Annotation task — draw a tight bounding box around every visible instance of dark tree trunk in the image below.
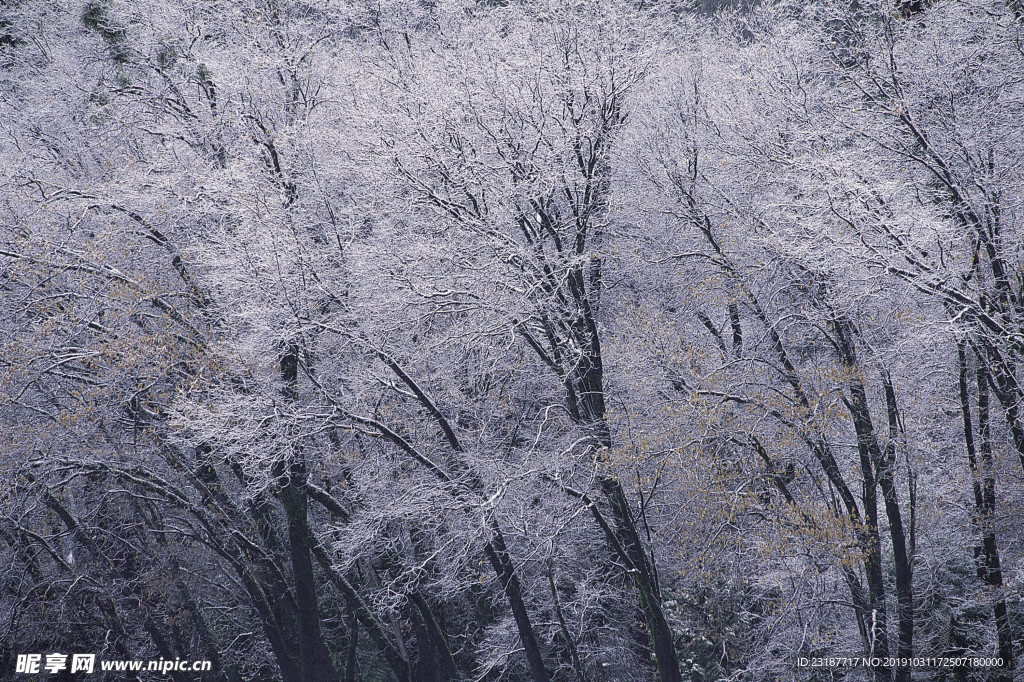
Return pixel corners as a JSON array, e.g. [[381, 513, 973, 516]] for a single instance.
[[834, 319, 911, 682], [570, 273, 681, 682], [379, 351, 551, 682], [960, 348, 1014, 680], [279, 462, 338, 682], [880, 376, 914, 679], [278, 344, 338, 682], [345, 603, 360, 682], [409, 592, 458, 682], [483, 532, 551, 682]]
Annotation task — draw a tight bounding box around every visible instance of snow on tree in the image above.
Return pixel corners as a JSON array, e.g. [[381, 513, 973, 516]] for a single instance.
[[2, 0, 1023, 680]]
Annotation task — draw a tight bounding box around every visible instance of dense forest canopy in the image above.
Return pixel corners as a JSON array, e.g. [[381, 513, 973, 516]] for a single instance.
[[2, 0, 1024, 680]]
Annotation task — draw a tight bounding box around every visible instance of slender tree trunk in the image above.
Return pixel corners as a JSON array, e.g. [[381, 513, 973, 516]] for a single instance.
[[547, 566, 589, 682], [364, 351, 552, 682], [484, 530, 551, 682], [279, 462, 338, 682], [409, 591, 458, 681], [879, 377, 914, 680], [312, 541, 411, 681], [573, 281, 681, 682], [345, 602, 360, 682], [598, 475, 680, 682], [854, 443, 893, 682], [960, 349, 1015, 679], [834, 320, 908, 681], [278, 345, 338, 682]]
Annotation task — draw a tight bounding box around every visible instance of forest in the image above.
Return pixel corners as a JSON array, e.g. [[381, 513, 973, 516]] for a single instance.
[[1, 0, 1023, 680]]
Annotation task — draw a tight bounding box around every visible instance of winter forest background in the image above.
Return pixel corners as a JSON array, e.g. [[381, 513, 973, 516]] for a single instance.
[[2, 0, 1024, 680]]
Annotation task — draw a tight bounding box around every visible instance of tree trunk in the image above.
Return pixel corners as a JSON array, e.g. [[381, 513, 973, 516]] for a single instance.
[[484, 531, 551, 682], [278, 344, 338, 682], [409, 592, 458, 682], [960, 347, 1014, 680], [279, 462, 338, 682], [571, 281, 681, 682]]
